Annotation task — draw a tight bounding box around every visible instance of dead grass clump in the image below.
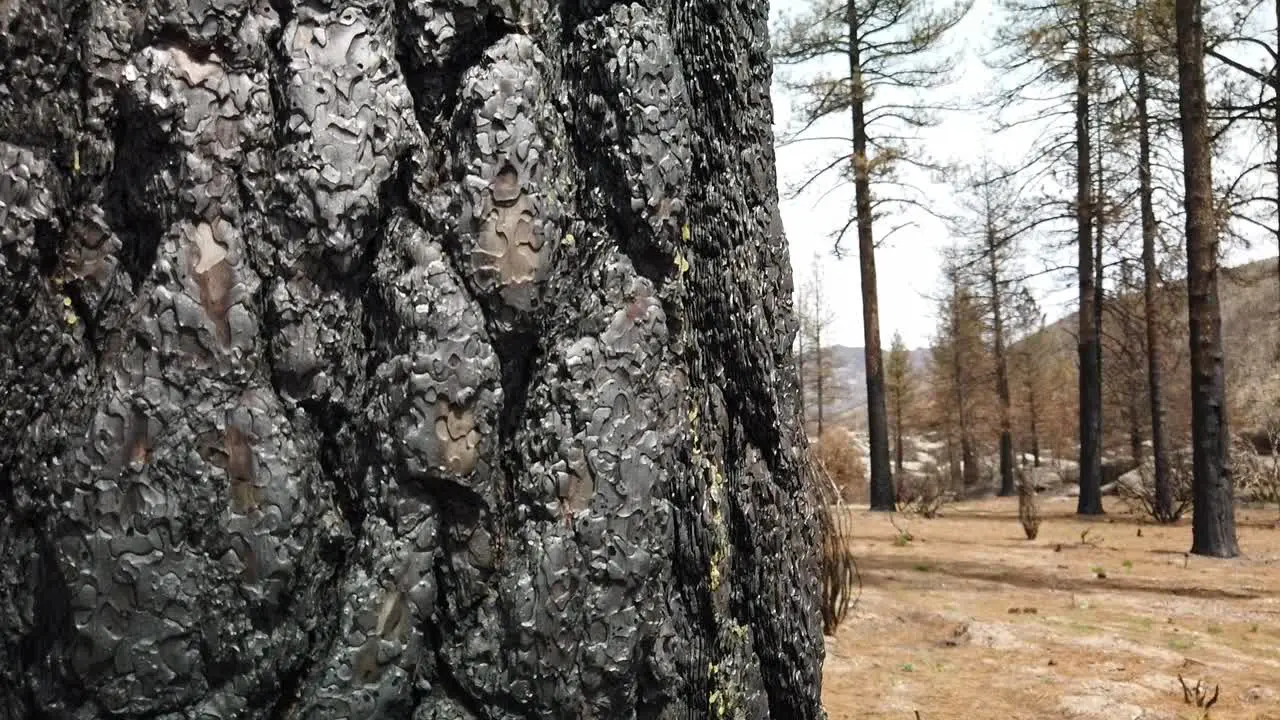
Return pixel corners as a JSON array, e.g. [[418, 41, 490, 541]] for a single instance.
[[1234, 431, 1280, 512], [815, 430, 867, 504], [807, 448, 860, 636], [1017, 467, 1040, 540], [1117, 454, 1193, 522], [897, 470, 946, 518]]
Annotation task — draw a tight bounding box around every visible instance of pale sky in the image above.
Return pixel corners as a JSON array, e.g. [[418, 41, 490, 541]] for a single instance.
[[770, 0, 1278, 350]]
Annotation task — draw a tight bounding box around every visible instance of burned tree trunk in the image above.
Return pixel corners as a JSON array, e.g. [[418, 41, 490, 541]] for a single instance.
[[1174, 0, 1239, 557], [0, 0, 827, 717], [847, 0, 895, 513], [1075, 0, 1105, 516], [987, 227, 1015, 497]]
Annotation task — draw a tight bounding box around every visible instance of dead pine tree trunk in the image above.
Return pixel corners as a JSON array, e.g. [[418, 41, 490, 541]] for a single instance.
[[1174, 0, 1240, 557], [945, 426, 962, 492], [947, 287, 981, 491], [1093, 104, 1106, 468], [1076, 0, 1105, 515], [988, 226, 1016, 497], [1136, 22, 1174, 521], [847, 0, 895, 512]]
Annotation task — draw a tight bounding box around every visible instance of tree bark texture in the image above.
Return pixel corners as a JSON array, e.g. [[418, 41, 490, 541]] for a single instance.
[[0, 0, 828, 716], [1075, 0, 1104, 515], [846, 0, 894, 512], [1174, 0, 1240, 557]]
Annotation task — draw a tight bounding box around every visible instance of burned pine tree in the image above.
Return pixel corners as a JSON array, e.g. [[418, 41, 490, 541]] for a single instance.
[[947, 159, 1032, 498], [1173, 0, 1240, 557], [930, 255, 987, 493], [0, 0, 828, 717], [991, 0, 1105, 515]]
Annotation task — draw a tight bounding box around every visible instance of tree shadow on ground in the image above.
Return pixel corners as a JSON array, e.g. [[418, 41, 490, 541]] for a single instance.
[[853, 553, 1263, 600]]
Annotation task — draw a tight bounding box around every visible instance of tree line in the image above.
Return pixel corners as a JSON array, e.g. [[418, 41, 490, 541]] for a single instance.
[[775, 0, 1280, 557]]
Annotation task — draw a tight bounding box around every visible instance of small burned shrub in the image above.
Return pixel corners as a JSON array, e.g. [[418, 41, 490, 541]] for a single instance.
[[1018, 467, 1040, 540]]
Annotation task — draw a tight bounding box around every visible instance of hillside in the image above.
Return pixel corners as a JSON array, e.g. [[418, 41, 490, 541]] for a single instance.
[[813, 345, 930, 423], [1028, 257, 1280, 434], [819, 257, 1280, 435]]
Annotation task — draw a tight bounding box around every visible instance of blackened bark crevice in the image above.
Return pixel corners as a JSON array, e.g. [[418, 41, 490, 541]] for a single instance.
[[265, 0, 298, 153], [490, 329, 542, 551], [17, 534, 84, 716], [139, 25, 243, 71], [101, 94, 180, 293], [561, 44, 679, 288], [394, 6, 518, 151], [33, 219, 62, 278], [425, 561, 500, 720], [62, 278, 106, 363], [664, 436, 714, 718], [264, 546, 357, 717], [725, 468, 783, 716], [264, 649, 311, 720]]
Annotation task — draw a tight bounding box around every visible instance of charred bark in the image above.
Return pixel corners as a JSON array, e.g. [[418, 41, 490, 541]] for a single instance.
[[1174, 0, 1240, 557], [0, 0, 827, 716], [1076, 0, 1104, 515]]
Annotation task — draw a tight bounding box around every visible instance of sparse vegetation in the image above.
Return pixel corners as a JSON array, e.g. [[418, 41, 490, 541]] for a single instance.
[[1234, 430, 1280, 514], [818, 499, 1279, 716], [814, 430, 869, 504], [1117, 452, 1196, 522], [897, 469, 947, 518]]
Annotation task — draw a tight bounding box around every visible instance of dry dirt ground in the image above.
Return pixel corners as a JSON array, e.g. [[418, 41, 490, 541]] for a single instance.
[[821, 498, 1280, 720]]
